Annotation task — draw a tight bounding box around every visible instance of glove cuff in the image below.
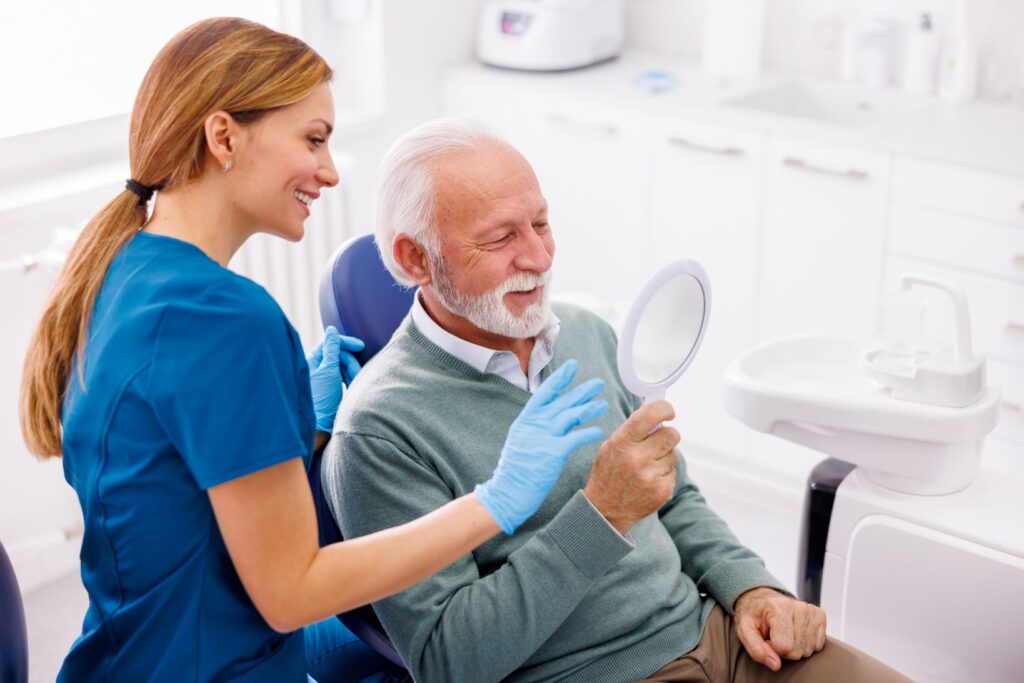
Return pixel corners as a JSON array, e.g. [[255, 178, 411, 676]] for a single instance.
[[474, 481, 517, 535]]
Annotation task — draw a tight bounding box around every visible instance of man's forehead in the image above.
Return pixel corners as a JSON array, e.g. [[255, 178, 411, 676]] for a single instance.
[[433, 147, 545, 223]]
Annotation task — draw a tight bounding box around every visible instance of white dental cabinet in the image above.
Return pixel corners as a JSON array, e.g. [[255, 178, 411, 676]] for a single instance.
[[442, 52, 1024, 593]]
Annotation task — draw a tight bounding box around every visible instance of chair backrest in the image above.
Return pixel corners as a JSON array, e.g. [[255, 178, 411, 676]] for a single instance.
[[0, 539, 29, 683], [318, 234, 417, 367], [311, 234, 414, 669]]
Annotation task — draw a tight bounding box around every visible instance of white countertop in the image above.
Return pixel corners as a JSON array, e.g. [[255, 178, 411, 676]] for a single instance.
[[445, 51, 1024, 178]]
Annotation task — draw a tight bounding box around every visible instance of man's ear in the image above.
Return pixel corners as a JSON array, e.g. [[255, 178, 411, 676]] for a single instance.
[[393, 233, 433, 287], [204, 110, 238, 170]]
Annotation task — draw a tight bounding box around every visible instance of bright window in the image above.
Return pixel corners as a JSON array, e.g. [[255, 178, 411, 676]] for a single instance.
[[0, 1, 290, 138]]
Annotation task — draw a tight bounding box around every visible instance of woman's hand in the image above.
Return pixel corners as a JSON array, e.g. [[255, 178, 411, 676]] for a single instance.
[[307, 326, 364, 433], [475, 359, 608, 534]]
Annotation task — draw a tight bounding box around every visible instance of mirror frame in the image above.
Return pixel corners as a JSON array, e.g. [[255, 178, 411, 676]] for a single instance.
[[617, 259, 711, 401]]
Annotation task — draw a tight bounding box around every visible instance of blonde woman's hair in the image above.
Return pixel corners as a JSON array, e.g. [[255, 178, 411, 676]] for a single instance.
[[20, 17, 332, 458]]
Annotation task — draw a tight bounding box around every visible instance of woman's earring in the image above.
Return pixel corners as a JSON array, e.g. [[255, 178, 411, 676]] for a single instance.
[[223, 160, 233, 173]]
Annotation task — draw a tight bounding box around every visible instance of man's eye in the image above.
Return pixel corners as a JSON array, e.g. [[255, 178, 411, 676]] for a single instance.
[[488, 234, 513, 247], [309, 136, 325, 147], [534, 222, 550, 232]]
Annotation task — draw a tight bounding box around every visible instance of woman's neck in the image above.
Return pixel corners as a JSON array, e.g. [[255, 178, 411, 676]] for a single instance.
[[143, 177, 251, 267]]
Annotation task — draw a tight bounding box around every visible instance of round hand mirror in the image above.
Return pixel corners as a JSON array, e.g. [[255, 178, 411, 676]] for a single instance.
[[617, 260, 711, 403]]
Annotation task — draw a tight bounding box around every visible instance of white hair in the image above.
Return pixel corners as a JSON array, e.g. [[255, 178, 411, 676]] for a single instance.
[[374, 117, 511, 286]]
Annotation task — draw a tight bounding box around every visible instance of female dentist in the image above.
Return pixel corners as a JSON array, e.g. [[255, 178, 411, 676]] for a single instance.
[[19, 17, 608, 683]]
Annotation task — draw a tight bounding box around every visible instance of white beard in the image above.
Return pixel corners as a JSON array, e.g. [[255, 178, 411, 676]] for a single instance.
[[432, 265, 552, 339]]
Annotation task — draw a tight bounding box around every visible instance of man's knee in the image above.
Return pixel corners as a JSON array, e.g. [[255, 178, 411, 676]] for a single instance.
[[799, 637, 912, 682]]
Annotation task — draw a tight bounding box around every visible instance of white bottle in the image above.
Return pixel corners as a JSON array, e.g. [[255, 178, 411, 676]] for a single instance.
[[938, 0, 978, 102], [904, 13, 939, 95]]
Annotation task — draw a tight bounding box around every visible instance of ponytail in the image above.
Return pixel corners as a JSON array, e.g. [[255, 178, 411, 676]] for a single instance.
[[19, 191, 146, 457]]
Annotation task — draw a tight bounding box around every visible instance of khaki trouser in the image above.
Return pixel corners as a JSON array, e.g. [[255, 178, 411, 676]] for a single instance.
[[633, 605, 913, 683]]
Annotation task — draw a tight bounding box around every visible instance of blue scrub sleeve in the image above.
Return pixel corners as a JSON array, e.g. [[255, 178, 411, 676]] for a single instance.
[[148, 281, 314, 490]]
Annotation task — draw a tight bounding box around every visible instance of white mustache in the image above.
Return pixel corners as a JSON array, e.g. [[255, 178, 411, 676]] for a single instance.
[[497, 270, 551, 295]]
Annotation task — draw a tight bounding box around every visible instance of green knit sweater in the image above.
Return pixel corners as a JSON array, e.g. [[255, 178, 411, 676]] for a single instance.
[[323, 303, 785, 683]]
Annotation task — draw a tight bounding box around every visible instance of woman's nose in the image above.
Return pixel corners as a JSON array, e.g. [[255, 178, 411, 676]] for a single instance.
[[318, 152, 340, 188]]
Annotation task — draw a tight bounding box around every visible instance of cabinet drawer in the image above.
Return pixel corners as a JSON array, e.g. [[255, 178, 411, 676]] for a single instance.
[[893, 157, 1024, 226], [989, 359, 1024, 446], [889, 204, 1024, 284], [885, 255, 1024, 366]]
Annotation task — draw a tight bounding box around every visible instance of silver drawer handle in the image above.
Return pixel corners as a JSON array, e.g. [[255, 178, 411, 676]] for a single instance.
[[667, 136, 745, 157], [545, 114, 618, 137], [1007, 322, 1024, 337], [1002, 401, 1023, 417], [783, 157, 869, 181]]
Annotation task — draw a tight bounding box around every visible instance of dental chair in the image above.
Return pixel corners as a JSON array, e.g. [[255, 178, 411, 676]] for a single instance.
[[310, 233, 415, 669], [1, 539, 29, 682]]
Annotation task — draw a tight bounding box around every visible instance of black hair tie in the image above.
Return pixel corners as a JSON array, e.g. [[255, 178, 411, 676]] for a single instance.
[[125, 179, 158, 204]]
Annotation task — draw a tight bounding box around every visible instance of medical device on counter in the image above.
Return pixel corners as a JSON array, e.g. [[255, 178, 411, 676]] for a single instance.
[[477, 0, 624, 72], [724, 272, 1022, 682]]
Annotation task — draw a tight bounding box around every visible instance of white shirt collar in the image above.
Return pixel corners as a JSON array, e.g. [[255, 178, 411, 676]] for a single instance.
[[410, 292, 560, 392]]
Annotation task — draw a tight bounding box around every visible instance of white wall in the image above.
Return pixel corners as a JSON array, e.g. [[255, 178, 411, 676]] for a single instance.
[[626, 0, 1024, 100]]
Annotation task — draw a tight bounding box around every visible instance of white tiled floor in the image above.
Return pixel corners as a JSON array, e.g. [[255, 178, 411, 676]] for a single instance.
[[22, 569, 88, 682]]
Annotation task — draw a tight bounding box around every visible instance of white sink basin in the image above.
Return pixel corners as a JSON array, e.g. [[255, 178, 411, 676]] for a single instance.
[[724, 80, 918, 128], [724, 336, 1001, 495]]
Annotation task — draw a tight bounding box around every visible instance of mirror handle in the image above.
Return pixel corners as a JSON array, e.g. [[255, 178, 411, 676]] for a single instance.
[[642, 390, 667, 435]]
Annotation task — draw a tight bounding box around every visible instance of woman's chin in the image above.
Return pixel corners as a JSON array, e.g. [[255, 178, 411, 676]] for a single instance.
[[264, 223, 305, 243]]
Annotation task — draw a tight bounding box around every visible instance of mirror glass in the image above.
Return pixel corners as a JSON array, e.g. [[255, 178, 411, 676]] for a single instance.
[[631, 274, 706, 384]]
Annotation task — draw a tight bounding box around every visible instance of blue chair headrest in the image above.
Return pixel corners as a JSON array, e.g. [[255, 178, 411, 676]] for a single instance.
[[318, 234, 416, 368]]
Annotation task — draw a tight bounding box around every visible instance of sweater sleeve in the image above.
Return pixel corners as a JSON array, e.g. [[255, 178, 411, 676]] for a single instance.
[[658, 453, 790, 614], [323, 430, 634, 683]]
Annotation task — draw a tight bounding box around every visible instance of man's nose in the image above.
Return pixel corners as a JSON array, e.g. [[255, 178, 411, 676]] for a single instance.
[[514, 228, 554, 273]]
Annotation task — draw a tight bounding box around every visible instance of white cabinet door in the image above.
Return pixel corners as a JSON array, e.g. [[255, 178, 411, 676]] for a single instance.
[[650, 117, 765, 458], [511, 101, 652, 309], [758, 136, 892, 341]]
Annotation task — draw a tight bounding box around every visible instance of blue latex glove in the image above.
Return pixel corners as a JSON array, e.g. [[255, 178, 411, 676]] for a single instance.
[[475, 359, 608, 535], [308, 326, 365, 433]]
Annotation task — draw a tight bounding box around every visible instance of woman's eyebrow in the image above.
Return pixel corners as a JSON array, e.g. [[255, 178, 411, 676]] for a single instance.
[[310, 118, 334, 135]]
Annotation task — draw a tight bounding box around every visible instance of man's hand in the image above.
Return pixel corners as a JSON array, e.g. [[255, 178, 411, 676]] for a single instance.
[[734, 587, 827, 672], [582, 400, 680, 535]]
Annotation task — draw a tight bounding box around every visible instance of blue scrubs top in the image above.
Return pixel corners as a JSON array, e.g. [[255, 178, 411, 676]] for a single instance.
[[59, 232, 315, 682]]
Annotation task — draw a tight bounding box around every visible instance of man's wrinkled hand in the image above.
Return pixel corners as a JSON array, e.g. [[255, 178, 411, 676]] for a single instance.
[[734, 587, 826, 672], [582, 400, 679, 535]]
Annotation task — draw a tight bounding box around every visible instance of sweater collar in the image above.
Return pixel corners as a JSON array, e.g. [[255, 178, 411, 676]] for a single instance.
[[410, 291, 561, 391]]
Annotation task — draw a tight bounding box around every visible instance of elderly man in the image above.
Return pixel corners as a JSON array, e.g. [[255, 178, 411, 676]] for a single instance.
[[322, 118, 908, 683]]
